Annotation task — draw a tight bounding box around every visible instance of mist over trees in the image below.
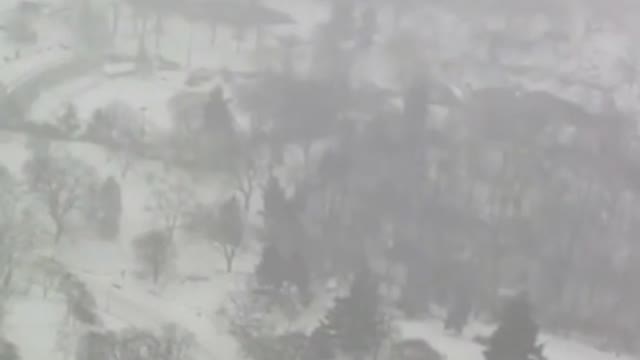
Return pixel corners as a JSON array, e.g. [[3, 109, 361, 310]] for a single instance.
[[3, 0, 640, 359]]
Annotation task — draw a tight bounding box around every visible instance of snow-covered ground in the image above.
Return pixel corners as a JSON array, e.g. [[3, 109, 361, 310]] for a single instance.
[[0, 130, 239, 360], [3, 297, 66, 360], [399, 320, 635, 360], [0, 4, 75, 91], [27, 73, 106, 123]]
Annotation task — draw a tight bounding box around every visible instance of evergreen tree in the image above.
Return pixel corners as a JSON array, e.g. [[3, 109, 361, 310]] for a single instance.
[[303, 326, 334, 360], [484, 293, 546, 360], [203, 87, 235, 138], [357, 6, 377, 49], [444, 261, 473, 335], [288, 250, 310, 304], [75, 0, 110, 50], [255, 243, 286, 290], [136, 37, 152, 74], [262, 175, 287, 229], [97, 176, 122, 240], [398, 251, 430, 317], [328, 0, 356, 43], [444, 290, 472, 335], [320, 269, 387, 359], [76, 331, 116, 360]]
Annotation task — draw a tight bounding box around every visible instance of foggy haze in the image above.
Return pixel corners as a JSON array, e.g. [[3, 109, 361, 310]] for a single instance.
[[0, 1, 638, 360]]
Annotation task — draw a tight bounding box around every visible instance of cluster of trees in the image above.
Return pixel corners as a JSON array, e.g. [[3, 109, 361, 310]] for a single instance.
[[481, 293, 546, 360], [232, 268, 390, 360], [74, 323, 194, 360], [5, 0, 640, 358], [21, 140, 123, 244], [218, 0, 640, 355], [134, 183, 246, 284]]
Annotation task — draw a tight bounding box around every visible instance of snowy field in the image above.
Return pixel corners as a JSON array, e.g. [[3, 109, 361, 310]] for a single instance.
[[399, 320, 635, 360], [0, 129, 240, 360], [0, 4, 74, 90]]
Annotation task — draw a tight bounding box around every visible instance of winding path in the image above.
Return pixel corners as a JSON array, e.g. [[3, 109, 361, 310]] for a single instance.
[[78, 272, 236, 360]]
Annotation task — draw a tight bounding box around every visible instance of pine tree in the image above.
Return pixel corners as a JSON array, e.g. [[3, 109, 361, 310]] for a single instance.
[[262, 175, 286, 229], [398, 250, 430, 317], [303, 326, 334, 360], [288, 250, 310, 304], [484, 292, 545, 360], [320, 269, 387, 359], [357, 6, 377, 49], [444, 292, 471, 335], [97, 176, 122, 240], [444, 264, 472, 335], [255, 243, 286, 290], [136, 37, 152, 74], [203, 87, 235, 138]]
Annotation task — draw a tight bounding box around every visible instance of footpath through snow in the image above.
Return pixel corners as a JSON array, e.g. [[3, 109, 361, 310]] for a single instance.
[[75, 270, 239, 360]]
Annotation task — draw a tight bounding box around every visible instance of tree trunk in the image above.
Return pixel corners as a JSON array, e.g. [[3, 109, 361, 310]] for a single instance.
[[186, 23, 194, 69], [210, 22, 217, 45], [225, 256, 233, 273], [154, 14, 162, 56], [239, 177, 253, 211], [2, 268, 12, 290], [120, 160, 132, 178], [301, 142, 312, 166], [152, 265, 159, 284], [140, 16, 149, 42], [223, 247, 236, 273], [111, 1, 119, 35], [54, 216, 64, 243]]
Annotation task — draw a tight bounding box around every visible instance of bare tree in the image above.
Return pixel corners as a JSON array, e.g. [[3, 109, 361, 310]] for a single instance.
[[109, 323, 192, 360], [114, 327, 161, 360], [215, 197, 244, 273], [23, 146, 97, 243], [226, 133, 266, 212], [186, 197, 244, 273], [90, 101, 147, 178], [133, 230, 175, 284], [145, 175, 195, 241], [159, 323, 195, 360], [0, 166, 41, 291], [29, 256, 68, 298]]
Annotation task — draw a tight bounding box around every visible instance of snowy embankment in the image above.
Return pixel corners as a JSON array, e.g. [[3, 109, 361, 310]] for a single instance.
[[399, 320, 635, 360], [27, 74, 106, 124], [0, 129, 240, 360], [0, 47, 73, 94]]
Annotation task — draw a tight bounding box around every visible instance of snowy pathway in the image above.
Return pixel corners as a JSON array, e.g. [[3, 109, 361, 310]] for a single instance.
[[399, 320, 634, 360], [75, 271, 239, 360]]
